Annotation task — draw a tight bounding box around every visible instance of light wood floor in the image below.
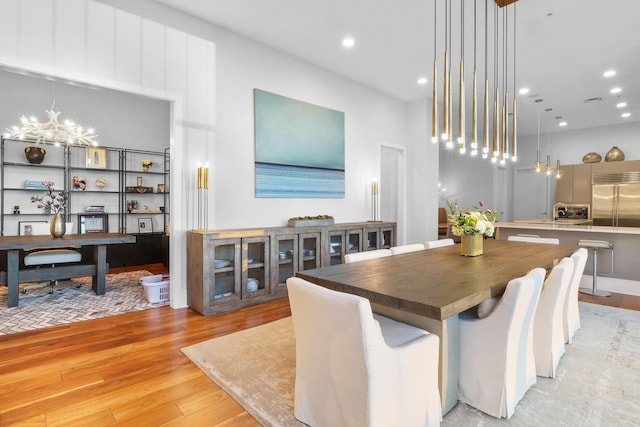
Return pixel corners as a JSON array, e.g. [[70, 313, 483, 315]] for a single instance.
[[0, 264, 638, 426]]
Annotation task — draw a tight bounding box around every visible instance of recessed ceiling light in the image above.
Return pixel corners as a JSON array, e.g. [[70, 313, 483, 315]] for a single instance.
[[342, 37, 355, 48], [559, 121, 567, 127], [621, 112, 631, 118], [603, 70, 616, 78], [610, 87, 622, 94], [518, 87, 529, 95], [417, 77, 428, 85], [616, 102, 627, 108]]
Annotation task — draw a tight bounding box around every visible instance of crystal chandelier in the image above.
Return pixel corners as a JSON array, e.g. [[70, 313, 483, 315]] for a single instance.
[[4, 109, 98, 146]]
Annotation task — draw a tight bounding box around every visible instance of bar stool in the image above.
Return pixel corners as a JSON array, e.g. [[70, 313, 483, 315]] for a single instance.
[[577, 239, 613, 297]]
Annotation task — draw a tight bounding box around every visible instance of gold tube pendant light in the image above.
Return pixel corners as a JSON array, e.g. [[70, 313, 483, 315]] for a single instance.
[[458, 60, 465, 154], [441, 0, 449, 142], [482, 0, 489, 158], [470, 0, 478, 155], [510, 1, 517, 161], [511, 98, 517, 161], [457, 0, 465, 154], [533, 111, 542, 172], [492, 86, 499, 161], [501, 91, 508, 164], [545, 154, 554, 176], [431, 0, 438, 143], [446, 0, 453, 149]]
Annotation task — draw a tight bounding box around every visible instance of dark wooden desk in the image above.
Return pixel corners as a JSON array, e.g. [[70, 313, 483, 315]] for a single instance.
[[297, 239, 576, 413], [0, 233, 136, 307]]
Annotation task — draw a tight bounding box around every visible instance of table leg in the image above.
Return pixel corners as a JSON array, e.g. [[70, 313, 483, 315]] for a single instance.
[[92, 244, 107, 295], [7, 249, 19, 308], [372, 304, 459, 414]]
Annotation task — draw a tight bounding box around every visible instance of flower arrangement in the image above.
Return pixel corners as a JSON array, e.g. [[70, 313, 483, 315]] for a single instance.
[[446, 199, 499, 237], [31, 181, 67, 214]]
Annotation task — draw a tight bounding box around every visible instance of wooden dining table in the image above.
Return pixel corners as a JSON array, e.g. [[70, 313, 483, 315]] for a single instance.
[[297, 238, 576, 413]]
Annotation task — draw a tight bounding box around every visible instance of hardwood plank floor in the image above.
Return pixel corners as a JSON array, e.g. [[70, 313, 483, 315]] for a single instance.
[[0, 263, 637, 426]]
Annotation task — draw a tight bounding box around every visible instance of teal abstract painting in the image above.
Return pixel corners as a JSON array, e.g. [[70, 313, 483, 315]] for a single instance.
[[254, 89, 345, 198]]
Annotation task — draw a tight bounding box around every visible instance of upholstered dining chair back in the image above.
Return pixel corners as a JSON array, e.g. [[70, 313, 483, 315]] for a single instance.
[[533, 257, 574, 378], [286, 277, 442, 427], [425, 238, 454, 249], [344, 248, 392, 263], [563, 248, 588, 344], [390, 243, 425, 255], [507, 235, 560, 244], [458, 267, 545, 419]]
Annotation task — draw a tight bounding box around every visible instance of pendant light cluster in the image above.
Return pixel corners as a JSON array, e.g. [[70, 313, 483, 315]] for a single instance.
[[431, 0, 518, 166], [532, 109, 563, 179]]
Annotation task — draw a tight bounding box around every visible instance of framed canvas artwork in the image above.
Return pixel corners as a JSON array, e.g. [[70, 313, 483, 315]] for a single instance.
[[254, 89, 345, 198]]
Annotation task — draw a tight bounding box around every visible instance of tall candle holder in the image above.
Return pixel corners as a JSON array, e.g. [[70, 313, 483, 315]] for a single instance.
[[369, 178, 380, 222], [196, 163, 209, 229]]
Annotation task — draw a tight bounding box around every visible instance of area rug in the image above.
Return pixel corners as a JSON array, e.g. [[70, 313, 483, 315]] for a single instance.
[[182, 302, 640, 427], [0, 270, 168, 335]]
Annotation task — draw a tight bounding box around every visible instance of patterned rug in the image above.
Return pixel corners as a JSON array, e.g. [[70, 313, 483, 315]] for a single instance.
[[182, 302, 640, 427], [0, 270, 168, 335]]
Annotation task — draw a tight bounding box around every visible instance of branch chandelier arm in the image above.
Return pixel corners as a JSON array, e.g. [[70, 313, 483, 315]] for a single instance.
[[4, 109, 98, 146]]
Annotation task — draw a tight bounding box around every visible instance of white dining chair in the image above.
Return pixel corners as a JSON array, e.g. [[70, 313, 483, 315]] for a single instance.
[[563, 248, 588, 344], [425, 238, 454, 249], [344, 248, 392, 263], [390, 243, 425, 255], [533, 257, 574, 378], [287, 277, 442, 427], [508, 235, 560, 244], [458, 267, 545, 419], [22, 222, 82, 294]]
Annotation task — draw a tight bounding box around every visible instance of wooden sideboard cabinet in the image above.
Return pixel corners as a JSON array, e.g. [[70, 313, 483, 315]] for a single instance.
[[187, 221, 396, 315]]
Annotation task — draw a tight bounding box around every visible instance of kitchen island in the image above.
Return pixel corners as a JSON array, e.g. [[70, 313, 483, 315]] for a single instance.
[[496, 221, 640, 281]]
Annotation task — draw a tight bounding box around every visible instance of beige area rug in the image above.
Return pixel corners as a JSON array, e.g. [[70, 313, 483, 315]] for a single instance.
[[0, 270, 168, 335], [182, 303, 640, 427]]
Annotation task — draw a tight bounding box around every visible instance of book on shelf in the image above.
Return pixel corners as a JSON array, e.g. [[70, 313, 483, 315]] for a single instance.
[[84, 206, 105, 213]]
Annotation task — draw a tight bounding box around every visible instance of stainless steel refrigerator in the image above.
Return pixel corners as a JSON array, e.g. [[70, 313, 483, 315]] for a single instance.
[[592, 172, 640, 227]]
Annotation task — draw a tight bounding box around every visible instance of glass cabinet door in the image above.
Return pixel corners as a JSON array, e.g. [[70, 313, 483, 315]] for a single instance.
[[299, 232, 320, 270], [242, 236, 270, 298], [273, 234, 298, 294], [328, 231, 345, 265], [347, 229, 363, 255], [381, 226, 394, 249], [209, 238, 241, 304], [366, 229, 379, 251]]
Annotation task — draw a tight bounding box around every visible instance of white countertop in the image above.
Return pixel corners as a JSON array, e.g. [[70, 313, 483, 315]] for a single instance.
[[496, 221, 640, 235]]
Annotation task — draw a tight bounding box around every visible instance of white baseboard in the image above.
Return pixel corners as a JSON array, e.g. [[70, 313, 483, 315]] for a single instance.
[[580, 275, 640, 297]]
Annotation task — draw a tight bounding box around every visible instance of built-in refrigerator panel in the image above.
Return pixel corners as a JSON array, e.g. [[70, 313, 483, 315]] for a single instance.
[[617, 184, 640, 227], [592, 172, 640, 227], [592, 184, 615, 226]]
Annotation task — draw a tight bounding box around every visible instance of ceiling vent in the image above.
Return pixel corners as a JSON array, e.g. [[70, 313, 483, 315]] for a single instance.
[[584, 97, 603, 103]]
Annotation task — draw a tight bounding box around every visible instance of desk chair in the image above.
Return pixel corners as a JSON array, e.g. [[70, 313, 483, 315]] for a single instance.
[[22, 222, 82, 294]]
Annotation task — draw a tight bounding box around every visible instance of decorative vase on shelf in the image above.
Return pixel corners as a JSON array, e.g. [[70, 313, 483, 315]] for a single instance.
[[460, 233, 483, 257], [142, 165, 150, 172], [50, 213, 66, 238], [24, 146, 46, 164]]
